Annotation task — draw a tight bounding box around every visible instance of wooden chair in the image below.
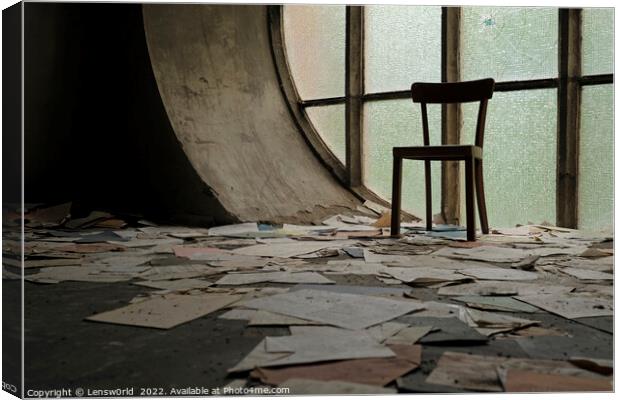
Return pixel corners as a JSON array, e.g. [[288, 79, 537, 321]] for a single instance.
[[390, 78, 495, 241]]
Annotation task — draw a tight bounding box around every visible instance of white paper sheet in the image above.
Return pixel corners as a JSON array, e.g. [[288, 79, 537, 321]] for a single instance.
[[240, 289, 424, 330]]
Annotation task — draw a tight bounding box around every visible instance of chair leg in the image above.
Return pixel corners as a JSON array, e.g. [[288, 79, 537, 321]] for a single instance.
[[390, 155, 403, 237], [464, 157, 476, 241], [475, 158, 489, 234], [424, 160, 432, 231]]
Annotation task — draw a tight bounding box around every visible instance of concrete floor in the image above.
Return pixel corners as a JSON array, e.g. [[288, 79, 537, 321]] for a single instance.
[[11, 270, 612, 393]]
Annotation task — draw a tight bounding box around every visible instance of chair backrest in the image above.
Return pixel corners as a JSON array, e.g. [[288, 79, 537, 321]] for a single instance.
[[411, 78, 495, 148]]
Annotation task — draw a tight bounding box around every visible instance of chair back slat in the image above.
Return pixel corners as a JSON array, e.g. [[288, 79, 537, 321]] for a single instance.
[[411, 78, 494, 104], [420, 102, 431, 146], [412, 78, 495, 149]]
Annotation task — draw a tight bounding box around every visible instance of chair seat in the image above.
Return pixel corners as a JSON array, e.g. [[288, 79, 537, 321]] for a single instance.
[[393, 144, 482, 160]]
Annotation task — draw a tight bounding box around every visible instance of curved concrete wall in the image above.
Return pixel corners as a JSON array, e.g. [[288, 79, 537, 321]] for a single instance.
[[142, 4, 360, 223]]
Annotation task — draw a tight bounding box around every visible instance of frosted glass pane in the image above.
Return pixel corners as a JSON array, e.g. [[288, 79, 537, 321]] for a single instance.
[[283, 5, 345, 100], [305, 104, 346, 164], [582, 8, 614, 75], [578, 85, 614, 231], [462, 7, 558, 81], [461, 89, 557, 228], [365, 6, 441, 93], [364, 100, 441, 219]]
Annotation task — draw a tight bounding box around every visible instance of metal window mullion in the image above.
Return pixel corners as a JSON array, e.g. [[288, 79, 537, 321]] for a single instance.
[[345, 6, 364, 188], [441, 6, 461, 224], [556, 8, 582, 228]]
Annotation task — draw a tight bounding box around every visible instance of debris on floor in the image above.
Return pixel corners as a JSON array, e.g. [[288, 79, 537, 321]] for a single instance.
[[3, 205, 613, 393]]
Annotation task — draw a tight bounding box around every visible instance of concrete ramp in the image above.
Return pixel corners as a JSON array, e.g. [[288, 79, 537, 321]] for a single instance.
[[142, 4, 359, 223]]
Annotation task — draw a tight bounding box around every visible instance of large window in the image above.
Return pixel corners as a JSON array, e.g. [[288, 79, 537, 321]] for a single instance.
[[276, 6, 613, 230], [459, 7, 558, 228]]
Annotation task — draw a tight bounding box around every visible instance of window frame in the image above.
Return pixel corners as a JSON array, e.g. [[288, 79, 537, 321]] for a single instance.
[[270, 5, 613, 228]]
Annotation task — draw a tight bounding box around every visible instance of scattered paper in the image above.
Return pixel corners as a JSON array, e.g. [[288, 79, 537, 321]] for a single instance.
[[453, 296, 540, 313], [107, 238, 183, 248], [217, 308, 258, 321], [240, 289, 424, 330], [500, 369, 612, 392], [215, 271, 334, 286], [516, 293, 613, 319], [365, 322, 409, 343], [385, 326, 434, 345], [248, 310, 321, 326], [559, 267, 613, 281], [459, 267, 538, 281], [579, 248, 613, 258], [207, 223, 260, 237], [426, 351, 604, 392], [400, 316, 487, 344], [229, 326, 394, 371], [25, 266, 135, 283], [86, 293, 241, 329], [251, 345, 422, 386], [137, 265, 222, 281], [280, 379, 397, 394], [173, 246, 226, 258], [252, 344, 420, 387], [437, 281, 574, 297], [132, 279, 213, 291], [381, 267, 470, 285], [7, 258, 82, 269], [233, 241, 352, 258]]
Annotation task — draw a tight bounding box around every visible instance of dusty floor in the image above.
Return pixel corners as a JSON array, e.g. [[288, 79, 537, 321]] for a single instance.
[[3, 208, 614, 394]]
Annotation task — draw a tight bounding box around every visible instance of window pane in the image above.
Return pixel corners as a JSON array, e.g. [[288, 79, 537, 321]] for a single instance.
[[283, 5, 345, 100], [462, 7, 558, 81], [364, 6, 442, 93], [579, 85, 614, 231], [364, 100, 441, 219], [305, 105, 346, 164], [461, 89, 557, 228], [582, 8, 614, 75]]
